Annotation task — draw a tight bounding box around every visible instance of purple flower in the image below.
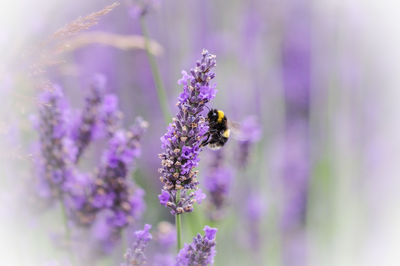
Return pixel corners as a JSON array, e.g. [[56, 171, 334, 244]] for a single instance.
[[204, 226, 217, 241], [72, 117, 148, 237], [236, 116, 262, 169], [97, 94, 123, 138], [204, 150, 232, 220], [194, 189, 206, 204], [135, 224, 152, 241], [158, 49, 217, 215], [140, 222, 176, 265], [199, 84, 217, 100], [237, 116, 262, 143], [158, 190, 170, 206], [176, 225, 218, 266], [204, 168, 232, 212], [128, 0, 162, 18], [33, 74, 149, 255], [36, 85, 76, 199], [155, 221, 176, 249], [122, 224, 152, 266], [63, 172, 92, 210], [204, 168, 232, 197], [280, 4, 311, 263], [72, 76, 123, 144], [72, 74, 106, 162], [129, 187, 146, 219], [181, 146, 193, 159], [153, 254, 175, 266], [91, 210, 113, 242], [245, 193, 266, 251]]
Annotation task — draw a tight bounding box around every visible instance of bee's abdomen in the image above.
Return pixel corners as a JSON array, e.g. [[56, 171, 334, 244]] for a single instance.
[[207, 133, 228, 149]]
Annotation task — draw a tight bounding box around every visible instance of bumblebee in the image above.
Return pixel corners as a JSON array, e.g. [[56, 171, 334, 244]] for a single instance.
[[201, 109, 230, 149]]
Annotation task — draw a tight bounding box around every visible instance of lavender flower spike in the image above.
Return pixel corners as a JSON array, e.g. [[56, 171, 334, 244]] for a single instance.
[[122, 224, 152, 266], [128, 0, 162, 18], [236, 116, 261, 169], [158, 49, 217, 215], [176, 225, 218, 266], [73, 74, 106, 162], [37, 85, 76, 198], [73, 117, 148, 230], [204, 150, 233, 220]]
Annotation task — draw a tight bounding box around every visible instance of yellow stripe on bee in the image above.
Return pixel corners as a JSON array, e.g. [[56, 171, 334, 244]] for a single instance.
[[217, 110, 225, 123], [222, 129, 230, 138]]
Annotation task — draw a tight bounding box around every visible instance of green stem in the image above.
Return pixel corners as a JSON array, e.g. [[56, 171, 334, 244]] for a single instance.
[[59, 195, 71, 241], [176, 214, 182, 252], [176, 190, 182, 252], [139, 17, 171, 125], [59, 195, 77, 265]]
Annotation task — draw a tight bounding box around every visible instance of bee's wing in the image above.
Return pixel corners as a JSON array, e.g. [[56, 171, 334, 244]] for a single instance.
[[227, 120, 247, 141]]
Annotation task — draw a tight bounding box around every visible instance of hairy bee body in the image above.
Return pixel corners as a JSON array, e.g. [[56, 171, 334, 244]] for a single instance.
[[201, 109, 230, 149]]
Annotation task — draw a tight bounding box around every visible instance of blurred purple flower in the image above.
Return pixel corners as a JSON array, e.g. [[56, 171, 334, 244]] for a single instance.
[[122, 224, 152, 266], [128, 0, 162, 19], [153, 254, 175, 266], [281, 121, 310, 230], [158, 190, 170, 206], [72, 74, 106, 162], [154, 221, 176, 249], [36, 85, 76, 199], [245, 193, 266, 251], [147, 221, 176, 265], [72, 118, 148, 239], [204, 168, 232, 200], [176, 225, 218, 266], [280, 2, 311, 264], [194, 188, 206, 204], [204, 225, 217, 240], [91, 210, 113, 242], [236, 116, 262, 169], [205, 168, 232, 214], [98, 94, 123, 138], [158, 49, 217, 215], [204, 150, 232, 220]]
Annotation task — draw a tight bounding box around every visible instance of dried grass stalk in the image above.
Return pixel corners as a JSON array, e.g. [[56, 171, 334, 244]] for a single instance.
[[55, 31, 163, 56], [30, 2, 120, 77], [51, 2, 120, 41]]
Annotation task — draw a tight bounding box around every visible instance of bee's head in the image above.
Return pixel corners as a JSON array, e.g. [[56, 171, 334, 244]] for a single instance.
[[207, 109, 218, 121], [207, 109, 219, 122]]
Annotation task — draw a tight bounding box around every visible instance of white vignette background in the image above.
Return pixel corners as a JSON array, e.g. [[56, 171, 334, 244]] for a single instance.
[[0, 0, 400, 265]]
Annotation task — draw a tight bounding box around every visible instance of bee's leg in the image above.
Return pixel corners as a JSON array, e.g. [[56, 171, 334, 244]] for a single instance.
[[200, 133, 211, 147]]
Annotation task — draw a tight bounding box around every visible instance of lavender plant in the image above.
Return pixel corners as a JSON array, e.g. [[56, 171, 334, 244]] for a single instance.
[[245, 193, 265, 251], [121, 224, 217, 266], [204, 150, 233, 221], [72, 117, 148, 238], [236, 116, 261, 169], [99, 94, 123, 138], [72, 74, 106, 162], [158, 49, 216, 215], [122, 224, 152, 266], [154, 221, 176, 249], [34, 74, 148, 256], [36, 85, 76, 200], [280, 3, 311, 264], [158, 49, 216, 250], [128, 0, 161, 18], [176, 225, 218, 266]]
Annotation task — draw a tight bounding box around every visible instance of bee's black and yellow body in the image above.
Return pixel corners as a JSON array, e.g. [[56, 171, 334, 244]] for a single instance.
[[201, 109, 230, 149]]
